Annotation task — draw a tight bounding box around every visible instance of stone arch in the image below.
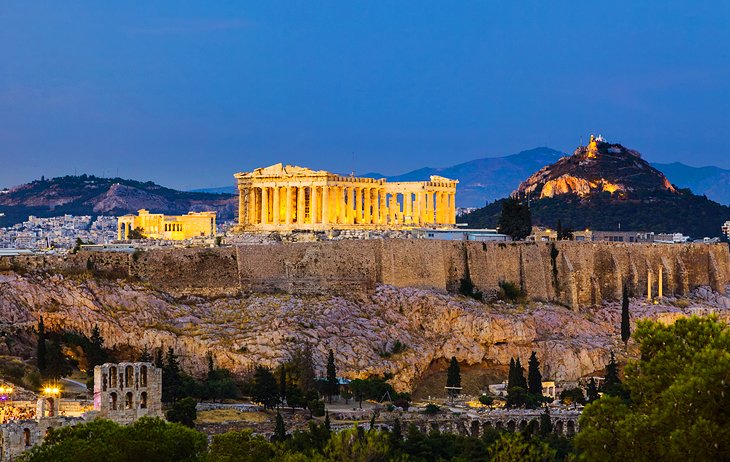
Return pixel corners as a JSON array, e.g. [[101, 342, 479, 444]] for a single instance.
[[506, 420, 516, 432], [430, 422, 439, 432], [125, 366, 134, 388], [23, 428, 31, 447], [110, 392, 118, 410], [110, 367, 118, 387], [125, 392, 133, 409], [495, 421, 504, 430], [519, 419, 527, 431], [566, 420, 576, 436], [554, 420, 563, 435], [470, 421, 480, 437], [482, 421, 493, 433], [140, 365, 148, 387], [140, 391, 148, 409]]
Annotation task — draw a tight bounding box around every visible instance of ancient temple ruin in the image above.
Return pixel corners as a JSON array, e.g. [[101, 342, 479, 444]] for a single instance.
[[234, 163, 458, 231]]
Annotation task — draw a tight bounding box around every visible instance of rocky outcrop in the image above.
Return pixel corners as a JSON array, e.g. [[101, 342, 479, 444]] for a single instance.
[[1, 271, 728, 392]]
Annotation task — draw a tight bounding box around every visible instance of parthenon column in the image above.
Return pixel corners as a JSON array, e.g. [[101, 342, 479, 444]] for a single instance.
[[404, 193, 413, 225], [436, 192, 444, 224], [272, 186, 280, 224], [321, 185, 329, 225], [425, 192, 432, 224], [285, 186, 293, 225], [371, 189, 380, 225], [338, 186, 346, 224], [379, 189, 387, 225], [261, 187, 269, 224], [354, 187, 362, 224], [310, 185, 318, 224], [296, 186, 305, 224], [364, 187, 371, 224], [347, 186, 355, 224], [449, 192, 456, 224]]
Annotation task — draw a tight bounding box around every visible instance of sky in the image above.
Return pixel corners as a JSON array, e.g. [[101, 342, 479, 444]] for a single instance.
[[1, 1, 729, 190]]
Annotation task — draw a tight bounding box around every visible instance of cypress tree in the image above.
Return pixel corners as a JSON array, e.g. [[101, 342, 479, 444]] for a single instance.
[[446, 356, 461, 399], [279, 366, 287, 403], [162, 347, 183, 403], [274, 411, 286, 442], [556, 220, 564, 240], [324, 411, 331, 432], [527, 351, 543, 397], [621, 284, 631, 346], [37, 316, 47, 373], [253, 366, 280, 409], [539, 406, 553, 436], [604, 350, 621, 388], [586, 377, 600, 402], [88, 324, 106, 371], [515, 358, 527, 390], [154, 347, 164, 368], [507, 358, 516, 391], [138, 345, 152, 362], [326, 349, 338, 403]]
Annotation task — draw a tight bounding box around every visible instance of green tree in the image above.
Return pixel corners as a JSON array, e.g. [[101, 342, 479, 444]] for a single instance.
[[138, 345, 152, 362], [585, 378, 599, 403], [488, 432, 557, 462], [273, 411, 287, 442], [288, 347, 317, 393], [446, 356, 461, 400], [127, 227, 145, 240], [253, 366, 279, 409], [162, 347, 183, 403], [576, 316, 730, 461], [208, 429, 275, 462], [307, 398, 326, 417], [527, 351, 543, 397], [166, 397, 198, 428], [539, 406, 553, 436], [44, 338, 72, 379], [279, 365, 287, 403], [325, 349, 339, 403], [36, 316, 46, 374], [324, 427, 393, 462], [87, 324, 107, 373], [497, 198, 532, 241], [621, 284, 631, 346], [287, 385, 306, 411], [350, 379, 366, 409]]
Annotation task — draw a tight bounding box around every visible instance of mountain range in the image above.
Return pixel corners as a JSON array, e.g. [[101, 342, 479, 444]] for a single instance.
[[194, 149, 730, 207]]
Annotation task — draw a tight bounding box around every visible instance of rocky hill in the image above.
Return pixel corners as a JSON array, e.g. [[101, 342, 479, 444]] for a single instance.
[[1, 271, 728, 394], [0, 175, 236, 225], [465, 137, 730, 238]]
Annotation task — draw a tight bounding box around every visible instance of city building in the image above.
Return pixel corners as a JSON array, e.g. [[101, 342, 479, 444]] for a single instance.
[[413, 228, 511, 242], [233, 163, 458, 232], [117, 209, 217, 241], [723, 221, 730, 239]]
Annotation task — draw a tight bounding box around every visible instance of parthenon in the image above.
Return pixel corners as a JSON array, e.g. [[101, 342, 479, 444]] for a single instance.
[[234, 163, 458, 231]]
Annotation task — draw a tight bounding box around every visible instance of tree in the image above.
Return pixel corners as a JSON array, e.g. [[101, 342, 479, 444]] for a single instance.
[[325, 349, 339, 403], [497, 198, 532, 241], [162, 347, 183, 403], [208, 430, 275, 462], [138, 345, 152, 362], [350, 379, 366, 409], [577, 316, 730, 461], [287, 385, 306, 411], [127, 227, 145, 240], [273, 411, 287, 442], [279, 365, 287, 403], [488, 432, 557, 462], [559, 387, 585, 405], [446, 356, 461, 400], [527, 351, 543, 397], [307, 398, 325, 417], [288, 347, 317, 393], [507, 358, 516, 391], [44, 339, 72, 379], [515, 358, 527, 390], [539, 406, 553, 436], [87, 324, 107, 372], [166, 397, 198, 428], [584, 378, 599, 403], [601, 350, 622, 396], [324, 411, 331, 432], [252, 366, 279, 409], [621, 284, 631, 346], [36, 316, 46, 373]]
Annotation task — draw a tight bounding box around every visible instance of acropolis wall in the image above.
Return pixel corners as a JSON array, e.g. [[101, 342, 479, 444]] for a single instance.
[[2, 241, 728, 309]]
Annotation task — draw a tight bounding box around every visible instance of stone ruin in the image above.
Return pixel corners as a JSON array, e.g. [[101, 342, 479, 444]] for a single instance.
[[0, 361, 162, 461]]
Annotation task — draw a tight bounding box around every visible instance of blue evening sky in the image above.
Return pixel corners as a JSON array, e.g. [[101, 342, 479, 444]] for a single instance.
[[1, 1, 729, 190]]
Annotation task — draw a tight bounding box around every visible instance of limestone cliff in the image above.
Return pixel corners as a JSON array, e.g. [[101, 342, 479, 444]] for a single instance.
[[2, 271, 728, 392]]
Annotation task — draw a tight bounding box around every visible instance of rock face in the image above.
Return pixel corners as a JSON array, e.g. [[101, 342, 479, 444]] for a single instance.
[[1, 271, 728, 392], [514, 136, 676, 200]]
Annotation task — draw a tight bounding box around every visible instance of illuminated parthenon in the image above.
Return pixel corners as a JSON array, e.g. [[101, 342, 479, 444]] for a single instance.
[[234, 163, 458, 231]]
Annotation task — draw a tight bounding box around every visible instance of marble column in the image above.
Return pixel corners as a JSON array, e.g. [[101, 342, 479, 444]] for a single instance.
[[404, 193, 413, 225], [347, 186, 355, 224], [310, 186, 318, 224], [272, 186, 280, 224], [296, 185, 305, 224], [285, 186, 293, 225], [338, 186, 346, 224], [321, 186, 329, 225], [261, 187, 269, 224], [379, 189, 387, 225], [364, 187, 371, 224], [354, 187, 362, 224]]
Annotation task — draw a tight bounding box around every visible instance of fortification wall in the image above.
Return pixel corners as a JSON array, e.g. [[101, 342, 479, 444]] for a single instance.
[[1, 241, 728, 307]]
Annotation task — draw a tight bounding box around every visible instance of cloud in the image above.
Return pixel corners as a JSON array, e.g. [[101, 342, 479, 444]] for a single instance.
[[128, 18, 252, 35]]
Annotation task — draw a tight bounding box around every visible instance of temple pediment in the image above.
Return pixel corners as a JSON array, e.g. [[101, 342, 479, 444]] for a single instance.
[[236, 163, 330, 179]]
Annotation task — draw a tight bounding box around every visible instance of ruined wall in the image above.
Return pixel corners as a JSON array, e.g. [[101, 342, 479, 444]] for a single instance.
[[1, 241, 728, 307]]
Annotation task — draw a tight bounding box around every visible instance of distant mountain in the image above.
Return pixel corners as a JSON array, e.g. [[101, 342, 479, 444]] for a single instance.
[[0, 175, 236, 226], [191, 185, 237, 195], [465, 137, 730, 238], [650, 162, 730, 205]]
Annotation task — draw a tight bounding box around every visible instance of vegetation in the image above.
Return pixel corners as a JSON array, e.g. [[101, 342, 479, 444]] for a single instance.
[[126, 227, 145, 240], [621, 284, 631, 346], [325, 349, 339, 403], [576, 316, 730, 461], [446, 356, 461, 400], [167, 397, 198, 428], [498, 280, 525, 303], [496, 198, 532, 240], [507, 354, 545, 409]]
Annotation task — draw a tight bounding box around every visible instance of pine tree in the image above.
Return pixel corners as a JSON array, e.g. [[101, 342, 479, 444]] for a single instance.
[[324, 411, 331, 432], [556, 220, 564, 241], [162, 347, 183, 403], [507, 358, 516, 391], [326, 349, 338, 403], [586, 377, 600, 402], [527, 351, 543, 397], [392, 418, 402, 442], [279, 366, 287, 403], [87, 324, 107, 371], [138, 345, 152, 362], [37, 316, 47, 373], [154, 347, 164, 368], [253, 366, 280, 409], [274, 411, 286, 442], [446, 356, 461, 400], [621, 284, 631, 346]]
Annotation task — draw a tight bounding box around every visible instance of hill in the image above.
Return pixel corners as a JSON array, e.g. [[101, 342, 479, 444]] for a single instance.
[[0, 175, 236, 226], [464, 137, 730, 238]]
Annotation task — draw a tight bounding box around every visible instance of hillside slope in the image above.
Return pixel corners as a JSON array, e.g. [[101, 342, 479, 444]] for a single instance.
[[0, 175, 236, 225]]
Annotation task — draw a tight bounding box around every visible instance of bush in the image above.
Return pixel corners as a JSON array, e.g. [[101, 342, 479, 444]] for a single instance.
[[498, 280, 525, 302], [167, 397, 198, 428], [307, 399, 325, 417], [559, 387, 586, 405], [479, 395, 494, 406], [423, 403, 440, 415]]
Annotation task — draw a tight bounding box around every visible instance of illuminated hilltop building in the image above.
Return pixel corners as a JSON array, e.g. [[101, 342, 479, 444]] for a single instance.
[[233, 163, 458, 232], [117, 209, 216, 240]]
